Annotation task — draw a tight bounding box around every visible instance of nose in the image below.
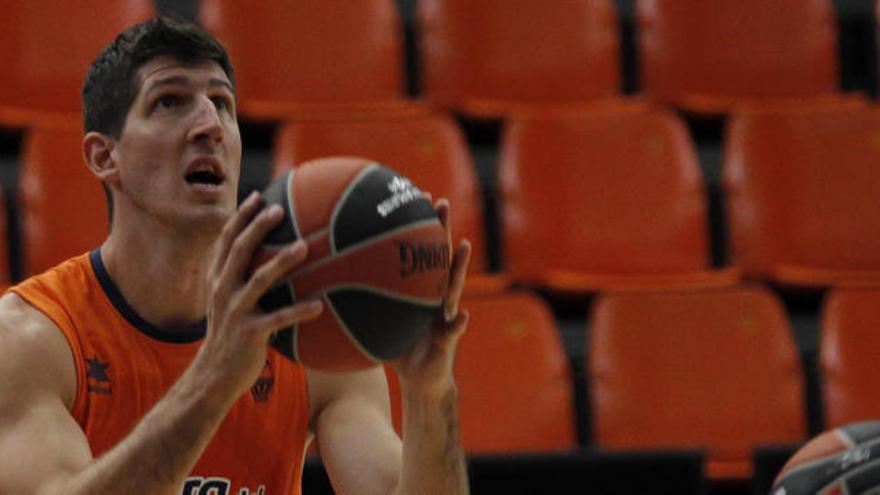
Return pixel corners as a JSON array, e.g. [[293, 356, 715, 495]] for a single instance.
[[187, 95, 223, 145]]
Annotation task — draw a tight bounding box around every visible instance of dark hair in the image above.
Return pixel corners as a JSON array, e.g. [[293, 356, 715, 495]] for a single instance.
[[82, 16, 234, 138]]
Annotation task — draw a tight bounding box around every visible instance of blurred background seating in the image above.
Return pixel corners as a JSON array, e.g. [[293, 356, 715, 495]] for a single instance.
[[0, 1, 877, 493]]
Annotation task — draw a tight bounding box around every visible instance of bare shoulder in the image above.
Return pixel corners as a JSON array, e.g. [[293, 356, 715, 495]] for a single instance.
[[0, 292, 77, 411]]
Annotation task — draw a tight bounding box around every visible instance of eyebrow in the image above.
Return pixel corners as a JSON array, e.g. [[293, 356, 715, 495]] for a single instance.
[[144, 75, 235, 95]]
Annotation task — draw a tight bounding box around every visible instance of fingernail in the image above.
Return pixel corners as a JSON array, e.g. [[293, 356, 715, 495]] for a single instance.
[[305, 299, 323, 313], [445, 306, 456, 323]]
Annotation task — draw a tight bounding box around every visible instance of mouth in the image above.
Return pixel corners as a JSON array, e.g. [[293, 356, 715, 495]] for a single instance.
[[184, 158, 226, 188]]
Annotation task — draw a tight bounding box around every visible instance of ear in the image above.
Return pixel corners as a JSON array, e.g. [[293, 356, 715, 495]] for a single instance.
[[83, 132, 120, 187]]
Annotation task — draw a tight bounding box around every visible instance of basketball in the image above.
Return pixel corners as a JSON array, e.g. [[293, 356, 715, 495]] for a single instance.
[[771, 421, 880, 494], [252, 156, 451, 371]]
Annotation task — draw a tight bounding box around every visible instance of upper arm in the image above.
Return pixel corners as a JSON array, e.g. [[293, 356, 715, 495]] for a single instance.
[[308, 366, 402, 495], [0, 294, 93, 494]]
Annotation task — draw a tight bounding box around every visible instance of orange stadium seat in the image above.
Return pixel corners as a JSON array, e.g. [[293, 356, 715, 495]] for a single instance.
[[724, 105, 880, 287], [636, 0, 847, 115], [0, 1, 154, 126], [417, 0, 622, 118], [19, 118, 109, 276], [589, 286, 807, 480], [820, 288, 880, 428], [200, 0, 408, 121], [498, 105, 738, 293], [387, 291, 577, 452], [455, 291, 577, 453], [273, 108, 506, 293]]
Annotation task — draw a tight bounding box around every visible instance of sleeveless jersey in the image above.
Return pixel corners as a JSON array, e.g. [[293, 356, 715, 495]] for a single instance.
[[9, 250, 310, 495]]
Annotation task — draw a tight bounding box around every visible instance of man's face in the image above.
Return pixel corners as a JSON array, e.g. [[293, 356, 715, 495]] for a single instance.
[[109, 56, 242, 234]]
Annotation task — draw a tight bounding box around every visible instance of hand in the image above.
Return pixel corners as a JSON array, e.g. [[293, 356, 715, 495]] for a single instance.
[[391, 199, 471, 398], [198, 191, 324, 396]]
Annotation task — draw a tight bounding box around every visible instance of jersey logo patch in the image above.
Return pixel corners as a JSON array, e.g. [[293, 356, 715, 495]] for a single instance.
[[251, 360, 275, 403], [86, 355, 112, 395]]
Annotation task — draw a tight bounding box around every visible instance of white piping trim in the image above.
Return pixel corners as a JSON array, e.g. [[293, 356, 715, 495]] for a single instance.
[[328, 163, 380, 254], [324, 293, 383, 365], [290, 218, 442, 279]]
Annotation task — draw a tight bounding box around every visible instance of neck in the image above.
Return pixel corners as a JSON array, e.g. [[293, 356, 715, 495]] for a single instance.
[[100, 217, 220, 331]]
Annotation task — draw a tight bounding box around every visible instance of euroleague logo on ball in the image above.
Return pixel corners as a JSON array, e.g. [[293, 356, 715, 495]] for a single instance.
[[377, 176, 423, 217]]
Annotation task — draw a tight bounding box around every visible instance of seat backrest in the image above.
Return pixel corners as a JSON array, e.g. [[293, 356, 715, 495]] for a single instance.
[[499, 106, 709, 284], [383, 292, 577, 452], [272, 110, 488, 273], [0, 1, 154, 118], [19, 119, 109, 275], [636, 0, 839, 112], [456, 291, 577, 453], [724, 106, 880, 283], [417, 0, 621, 116], [820, 288, 880, 428], [200, 0, 404, 113], [589, 286, 806, 479]]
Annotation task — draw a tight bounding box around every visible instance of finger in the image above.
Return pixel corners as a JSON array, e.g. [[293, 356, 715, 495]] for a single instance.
[[220, 203, 285, 288], [212, 191, 263, 276], [435, 309, 470, 352], [240, 240, 308, 309], [450, 309, 469, 339], [444, 240, 472, 322], [247, 298, 324, 337], [434, 198, 450, 230]]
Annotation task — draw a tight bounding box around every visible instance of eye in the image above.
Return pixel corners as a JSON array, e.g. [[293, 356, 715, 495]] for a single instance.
[[210, 95, 232, 112], [155, 94, 181, 110]]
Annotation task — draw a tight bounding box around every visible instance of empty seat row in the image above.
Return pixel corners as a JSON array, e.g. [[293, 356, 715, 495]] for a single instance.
[[387, 285, 880, 483], [7, 102, 880, 292], [0, 0, 875, 126]]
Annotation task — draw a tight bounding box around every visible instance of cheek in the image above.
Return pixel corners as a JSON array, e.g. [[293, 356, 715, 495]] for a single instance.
[[115, 133, 177, 187], [227, 129, 244, 179]]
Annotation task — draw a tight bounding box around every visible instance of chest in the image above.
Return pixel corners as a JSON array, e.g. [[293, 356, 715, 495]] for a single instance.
[[76, 337, 309, 490]]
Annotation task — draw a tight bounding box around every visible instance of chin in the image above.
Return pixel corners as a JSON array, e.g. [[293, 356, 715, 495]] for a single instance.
[[179, 206, 233, 237]]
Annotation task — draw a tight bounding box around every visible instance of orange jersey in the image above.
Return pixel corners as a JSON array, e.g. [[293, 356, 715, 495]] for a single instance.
[[9, 250, 310, 495]]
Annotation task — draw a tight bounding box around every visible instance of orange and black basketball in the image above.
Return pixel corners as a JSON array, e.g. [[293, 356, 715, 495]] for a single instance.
[[772, 421, 880, 494], [253, 156, 450, 371]]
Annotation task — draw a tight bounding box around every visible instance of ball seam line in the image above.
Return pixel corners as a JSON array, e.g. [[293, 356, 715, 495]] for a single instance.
[[322, 294, 383, 365], [327, 163, 381, 255], [287, 218, 442, 279], [320, 284, 443, 307]]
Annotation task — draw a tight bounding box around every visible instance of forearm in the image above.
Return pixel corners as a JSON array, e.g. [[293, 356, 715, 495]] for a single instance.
[[395, 383, 469, 495], [48, 356, 240, 495]]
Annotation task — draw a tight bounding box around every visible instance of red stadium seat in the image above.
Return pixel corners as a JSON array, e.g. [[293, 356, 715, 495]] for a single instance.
[[724, 105, 880, 287], [19, 118, 109, 275], [0, 1, 154, 126], [820, 288, 880, 428], [417, 0, 622, 118], [200, 0, 408, 121], [499, 104, 737, 293], [387, 291, 577, 453], [636, 0, 850, 115], [589, 286, 807, 479], [273, 107, 506, 294]]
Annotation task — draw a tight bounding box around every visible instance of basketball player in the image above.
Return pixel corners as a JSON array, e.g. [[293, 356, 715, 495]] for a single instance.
[[0, 17, 470, 494]]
